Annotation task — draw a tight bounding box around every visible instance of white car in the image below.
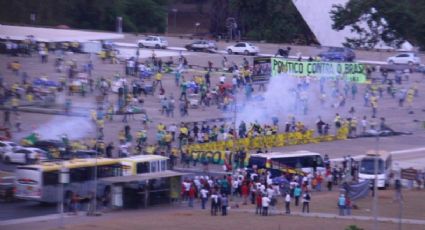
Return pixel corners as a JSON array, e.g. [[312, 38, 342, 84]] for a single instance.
[[137, 36, 168, 49], [226, 42, 259, 55], [2, 147, 48, 164], [0, 141, 18, 159], [185, 40, 217, 52], [387, 53, 421, 65]]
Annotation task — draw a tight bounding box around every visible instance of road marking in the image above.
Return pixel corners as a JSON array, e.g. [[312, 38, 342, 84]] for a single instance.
[[0, 214, 71, 226]]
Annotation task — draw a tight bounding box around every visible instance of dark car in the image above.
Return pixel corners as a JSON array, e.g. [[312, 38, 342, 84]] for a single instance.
[[318, 47, 356, 62], [416, 65, 425, 74], [32, 140, 67, 159], [69, 150, 99, 159]]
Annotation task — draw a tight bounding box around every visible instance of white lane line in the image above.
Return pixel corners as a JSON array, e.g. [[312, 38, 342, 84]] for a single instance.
[[0, 214, 71, 226]]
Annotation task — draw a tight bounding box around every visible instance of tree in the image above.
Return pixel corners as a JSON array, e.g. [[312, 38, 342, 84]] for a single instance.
[[0, 0, 168, 33], [330, 0, 425, 50], [225, 0, 316, 44]]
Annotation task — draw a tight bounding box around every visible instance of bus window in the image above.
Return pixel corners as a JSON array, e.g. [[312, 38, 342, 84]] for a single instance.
[[248, 157, 266, 168], [360, 159, 384, 174], [137, 162, 150, 174], [43, 171, 59, 185], [150, 161, 158, 172], [160, 160, 166, 171], [97, 165, 121, 178], [70, 167, 92, 182]]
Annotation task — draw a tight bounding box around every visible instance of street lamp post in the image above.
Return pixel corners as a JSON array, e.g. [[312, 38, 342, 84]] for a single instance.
[[58, 165, 69, 228], [373, 133, 380, 230], [195, 22, 200, 34], [172, 9, 178, 31]]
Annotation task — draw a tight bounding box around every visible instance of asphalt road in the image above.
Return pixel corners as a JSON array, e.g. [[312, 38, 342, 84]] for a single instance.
[[0, 200, 56, 221]]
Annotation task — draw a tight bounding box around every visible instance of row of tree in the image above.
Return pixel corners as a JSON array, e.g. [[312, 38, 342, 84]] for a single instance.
[[331, 0, 425, 50], [0, 0, 168, 33], [0, 0, 424, 49]]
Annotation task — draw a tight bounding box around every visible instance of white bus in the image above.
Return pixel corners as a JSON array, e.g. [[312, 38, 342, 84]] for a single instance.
[[15, 158, 122, 203], [248, 150, 325, 177], [120, 155, 169, 176], [15, 155, 170, 203], [358, 151, 392, 189]]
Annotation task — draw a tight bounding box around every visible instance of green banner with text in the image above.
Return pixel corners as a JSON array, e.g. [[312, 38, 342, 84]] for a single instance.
[[271, 58, 367, 83]]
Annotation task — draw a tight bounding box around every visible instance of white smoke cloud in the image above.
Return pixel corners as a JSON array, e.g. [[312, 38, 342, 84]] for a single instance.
[[232, 74, 336, 126], [34, 116, 95, 140]]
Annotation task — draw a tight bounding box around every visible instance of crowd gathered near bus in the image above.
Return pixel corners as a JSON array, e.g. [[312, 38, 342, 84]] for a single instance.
[[1, 38, 425, 217]]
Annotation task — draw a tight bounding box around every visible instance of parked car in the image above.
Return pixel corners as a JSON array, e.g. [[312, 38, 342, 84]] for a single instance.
[[0, 141, 17, 153], [68, 150, 99, 159], [185, 40, 217, 52], [415, 65, 425, 73], [387, 53, 421, 65], [31, 140, 67, 159], [2, 147, 48, 164], [137, 36, 168, 49], [318, 47, 356, 62], [226, 42, 259, 55]]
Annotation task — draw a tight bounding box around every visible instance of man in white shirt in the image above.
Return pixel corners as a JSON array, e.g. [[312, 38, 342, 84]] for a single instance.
[[200, 187, 209, 209], [219, 74, 226, 84], [262, 195, 271, 216], [285, 192, 291, 214]]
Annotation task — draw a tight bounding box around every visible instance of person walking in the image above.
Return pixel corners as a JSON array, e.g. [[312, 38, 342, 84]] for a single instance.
[[284, 192, 291, 214], [302, 191, 311, 213], [338, 193, 346, 216], [255, 192, 262, 215], [221, 194, 228, 216], [210, 192, 219, 216], [86, 192, 96, 216], [294, 185, 301, 206], [262, 194, 271, 216], [345, 195, 352, 216], [200, 187, 209, 209], [188, 184, 196, 207]]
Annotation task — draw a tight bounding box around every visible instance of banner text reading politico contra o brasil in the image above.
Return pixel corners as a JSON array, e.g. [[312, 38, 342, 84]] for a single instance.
[[271, 58, 367, 83]]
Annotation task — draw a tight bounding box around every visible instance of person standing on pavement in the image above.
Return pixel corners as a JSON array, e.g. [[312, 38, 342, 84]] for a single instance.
[[285, 192, 291, 214], [262, 194, 271, 216], [221, 194, 228, 216], [210, 191, 219, 216], [345, 195, 352, 216], [338, 193, 346, 216], [302, 191, 310, 213], [188, 184, 196, 207], [86, 191, 96, 216], [255, 192, 262, 215], [200, 186, 209, 209], [294, 185, 301, 206]]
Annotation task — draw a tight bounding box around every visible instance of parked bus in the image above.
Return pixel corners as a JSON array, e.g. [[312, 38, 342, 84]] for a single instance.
[[358, 151, 392, 189], [248, 150, 325, 177], [120, 155, 168, 176], [15, 155, 170, 203], [15, 158, 121, 203]]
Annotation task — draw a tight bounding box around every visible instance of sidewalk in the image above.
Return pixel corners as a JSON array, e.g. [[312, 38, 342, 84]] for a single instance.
[[1, 203, 424, 230], [232, 208, 425, 226]]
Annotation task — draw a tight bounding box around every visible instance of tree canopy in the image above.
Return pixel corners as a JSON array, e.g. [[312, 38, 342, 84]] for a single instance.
[[0, 0, 168, 33], [330, 0, 425, 50]]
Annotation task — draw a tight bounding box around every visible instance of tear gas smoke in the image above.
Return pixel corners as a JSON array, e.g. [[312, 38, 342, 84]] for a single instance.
[[34, 116, 95, 140], [232, 74, 333, 126]]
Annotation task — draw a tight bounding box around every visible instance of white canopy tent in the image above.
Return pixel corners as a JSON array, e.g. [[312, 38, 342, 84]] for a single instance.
[[0, 24, 124, 42]]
